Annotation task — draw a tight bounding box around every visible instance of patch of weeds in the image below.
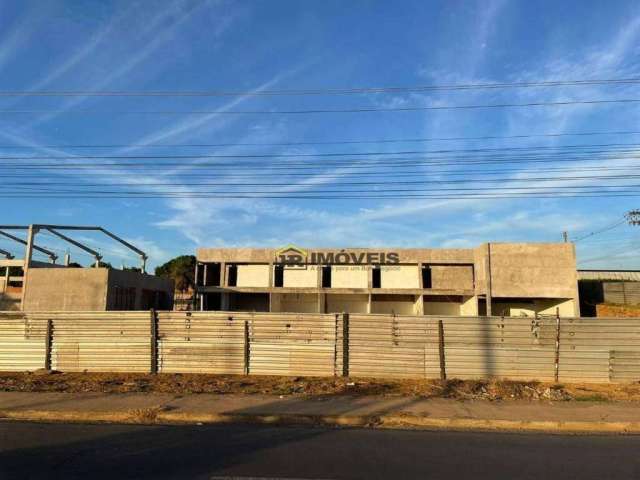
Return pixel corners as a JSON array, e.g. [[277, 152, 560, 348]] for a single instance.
[[574, 394, 609, 402]]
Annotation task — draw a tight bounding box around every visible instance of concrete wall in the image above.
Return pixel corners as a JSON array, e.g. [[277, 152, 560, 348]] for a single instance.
[[283, 267, 318, 288], [331, 266, 368, 288], [370, 294, 417, 315], [491, 298, 575, 317], [197, 247, 475, 264], [380, 265, 420, 289], [423, 300, 461, 315], [272, 292, 318, 313], [229, 292, 269, 312], [482, 243, 578, 299], [460, 296, 479, 316], [106, 269, 174, 310], [326, 293, 368, 313], [236, 264, 270, 287], [431, 265, 474, 290], [23, 268, 109, 311]]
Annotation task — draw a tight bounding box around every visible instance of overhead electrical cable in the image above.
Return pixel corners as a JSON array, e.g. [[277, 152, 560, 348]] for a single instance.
[[2, 98, 640, 115], [1, 77, 639, 96], [2, 130, 640, 149]]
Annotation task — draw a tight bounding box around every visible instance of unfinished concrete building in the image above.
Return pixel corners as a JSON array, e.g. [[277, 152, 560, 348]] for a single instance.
[[194, 243, 580, 317], [0, 224, 173, 311]]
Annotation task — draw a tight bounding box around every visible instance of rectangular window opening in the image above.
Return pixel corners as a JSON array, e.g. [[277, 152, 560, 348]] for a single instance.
[[422, 266, 432, 289], [227, 264, 238, 287], [322, 266, 332, 288], [372, 267, 381, 288], [206, 263, 221, 286], [274, 264, 284, 287]]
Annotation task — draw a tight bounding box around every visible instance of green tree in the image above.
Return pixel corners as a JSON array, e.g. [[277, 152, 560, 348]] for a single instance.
[[155, 255, 195, 292]]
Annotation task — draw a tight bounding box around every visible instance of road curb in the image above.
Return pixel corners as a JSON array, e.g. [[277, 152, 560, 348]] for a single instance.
[[1, 409, 639, 434]]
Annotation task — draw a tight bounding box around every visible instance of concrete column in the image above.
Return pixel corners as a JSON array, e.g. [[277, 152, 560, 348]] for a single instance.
[[203, 264, 208, 286], [221, 292, 230, 311], [485, 243, 493, 316], [317, 292, 326, 313], [270, 292, 281, 312], [20, 225, 37, 310], [414, 294, 424, 315], [3, 266, 8, 293], [220, 262, 227, 287]]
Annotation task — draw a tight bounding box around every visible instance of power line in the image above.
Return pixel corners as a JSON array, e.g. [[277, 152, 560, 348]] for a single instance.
[[2, 130, 640, 149], [1, 190, 640, 200], [2, 98, 640, 115], [578, 241, 640, 264], [7, 174, 640, 188], [4, 153, 640, 170], [1, 77, 639, 96], [1, 141, 638, 160], [2, 164, 639, 179], [573, 218, 628, 242]]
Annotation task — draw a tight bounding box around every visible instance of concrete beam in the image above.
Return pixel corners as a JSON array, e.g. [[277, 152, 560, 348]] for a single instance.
[[45, 228, 102, 266], [0, 230, 57, 262]]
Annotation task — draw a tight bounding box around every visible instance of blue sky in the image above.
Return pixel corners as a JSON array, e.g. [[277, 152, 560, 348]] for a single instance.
[[1, 0, 639, 270]]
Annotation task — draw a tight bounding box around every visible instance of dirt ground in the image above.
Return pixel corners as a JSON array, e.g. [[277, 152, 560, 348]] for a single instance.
[[0, 371, 639, 401]]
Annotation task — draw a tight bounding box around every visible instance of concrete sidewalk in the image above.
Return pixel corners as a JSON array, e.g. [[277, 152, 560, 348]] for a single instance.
[[0, 391, 638, 434]]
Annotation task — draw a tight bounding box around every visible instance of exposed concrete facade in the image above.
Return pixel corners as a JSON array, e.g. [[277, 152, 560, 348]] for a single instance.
[[15, 267, 174, 312], [195, 243, 580, 317]]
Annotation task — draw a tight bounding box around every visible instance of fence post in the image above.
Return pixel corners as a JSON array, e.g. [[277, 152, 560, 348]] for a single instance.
[[342, 312, 349, 377], [244, 320, 250, 375], [554, 308, 561, 383], [333, 313, 339, 377], [150, 308, 158, 374], [438, 319, 446, 380], [44, 319, 53, 371]]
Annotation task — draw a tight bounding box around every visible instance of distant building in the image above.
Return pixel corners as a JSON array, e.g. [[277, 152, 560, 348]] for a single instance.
[[193, 243, 580, 317], [0, 262, 173, 312], [0, 224, 174, 311], [578, 270, 640, 316]]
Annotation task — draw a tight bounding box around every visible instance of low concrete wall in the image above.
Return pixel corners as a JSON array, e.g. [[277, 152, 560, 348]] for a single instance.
[[23, 269, 109, 311]]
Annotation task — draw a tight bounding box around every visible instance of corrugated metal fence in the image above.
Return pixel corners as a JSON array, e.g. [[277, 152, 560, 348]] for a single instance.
[[1, 310, 639, 383]]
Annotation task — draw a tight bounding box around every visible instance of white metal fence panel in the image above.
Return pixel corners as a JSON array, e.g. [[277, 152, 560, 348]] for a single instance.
[[42, 312, 151, 372], [559, 317, 640, 382], [348, 314, 439, 379], [0, 312, 47, 371], [248, 313, 337, 376], [157, 311, 245, 374]]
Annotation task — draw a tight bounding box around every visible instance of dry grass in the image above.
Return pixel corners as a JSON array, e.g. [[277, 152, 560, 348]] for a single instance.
[[0, 371, 638, 401]]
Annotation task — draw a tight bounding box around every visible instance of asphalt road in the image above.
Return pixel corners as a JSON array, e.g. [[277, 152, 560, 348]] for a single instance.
[[1, 421, 639, 479]]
